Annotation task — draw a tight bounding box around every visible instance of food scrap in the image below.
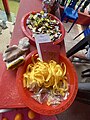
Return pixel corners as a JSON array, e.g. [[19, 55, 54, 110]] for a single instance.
[[26, 11, 62, 41], [3, 37, 30, 70], [23, 56, 69, 106]]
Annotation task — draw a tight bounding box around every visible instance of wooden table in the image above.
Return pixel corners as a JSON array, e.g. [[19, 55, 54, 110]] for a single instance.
[[0, 0, 65, 109]]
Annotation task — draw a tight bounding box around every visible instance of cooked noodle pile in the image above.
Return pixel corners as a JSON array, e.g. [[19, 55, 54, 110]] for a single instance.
[[23, 57, 69, 105]]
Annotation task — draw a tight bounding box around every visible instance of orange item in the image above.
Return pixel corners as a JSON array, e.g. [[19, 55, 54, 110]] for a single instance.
[[2, 118, 8, 120], [28, 110, 35, 119], [14, 113, 23, 120]]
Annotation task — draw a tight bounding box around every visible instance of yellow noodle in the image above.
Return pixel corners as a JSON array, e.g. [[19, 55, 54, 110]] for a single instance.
[[23, 59, 68, 96]]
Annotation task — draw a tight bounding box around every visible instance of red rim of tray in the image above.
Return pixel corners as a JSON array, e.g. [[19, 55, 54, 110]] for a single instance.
[[16, 50, 78, 115], [21, 11, 65, 46]]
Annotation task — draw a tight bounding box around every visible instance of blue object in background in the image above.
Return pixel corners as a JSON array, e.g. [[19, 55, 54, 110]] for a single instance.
[[61, 0, 84, 33], [84, 26, 90, 37], [73, 25, 90, 40]]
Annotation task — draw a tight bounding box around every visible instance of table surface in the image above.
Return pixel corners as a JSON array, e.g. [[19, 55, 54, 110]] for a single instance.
[[0, 0, 66, 108]]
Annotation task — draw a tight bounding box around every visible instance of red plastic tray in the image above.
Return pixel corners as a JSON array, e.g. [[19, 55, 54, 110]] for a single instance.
[[16, 50, 78, 115], [21, 11, 65, 46], [0, 0, 65, 110]]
